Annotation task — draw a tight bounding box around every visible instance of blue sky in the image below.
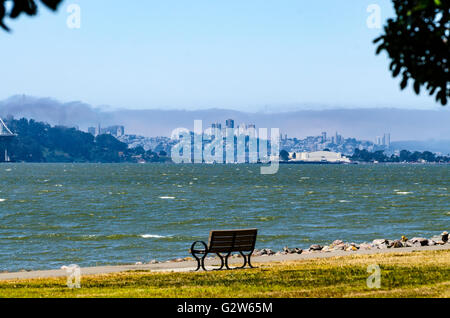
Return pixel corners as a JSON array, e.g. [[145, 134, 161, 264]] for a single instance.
[[0, 0, 445, 111]]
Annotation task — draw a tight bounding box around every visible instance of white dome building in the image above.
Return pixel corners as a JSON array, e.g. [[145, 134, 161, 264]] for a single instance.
[[288, 151, 351, 163]]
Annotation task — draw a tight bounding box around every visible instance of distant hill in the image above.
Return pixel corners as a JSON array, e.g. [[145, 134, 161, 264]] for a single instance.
[[1, 95, 450, 142], [391, 140, 450, 155], [0, 118, 165, 163]]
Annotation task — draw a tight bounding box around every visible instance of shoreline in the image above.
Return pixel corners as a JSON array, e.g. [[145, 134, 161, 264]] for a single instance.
[[1, 237, 448, 281]]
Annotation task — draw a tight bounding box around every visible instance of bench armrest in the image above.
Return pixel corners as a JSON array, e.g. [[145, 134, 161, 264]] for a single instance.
[[190, 241, 208, 254]]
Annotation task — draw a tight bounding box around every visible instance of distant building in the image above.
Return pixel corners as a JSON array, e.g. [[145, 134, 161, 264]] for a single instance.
[[88, 125, 125, 137], [376, 136, 382, 145], [237, 123, 246, 134], [288, 151, 351, 163], [321, 132, 327, 143], [226, 119, 235, 129], [384, 133, 391, 148]]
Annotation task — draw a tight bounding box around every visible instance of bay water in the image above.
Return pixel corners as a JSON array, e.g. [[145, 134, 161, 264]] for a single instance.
[[0, 163, 448, 271]]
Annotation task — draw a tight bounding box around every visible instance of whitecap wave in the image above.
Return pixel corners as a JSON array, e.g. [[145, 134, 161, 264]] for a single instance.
[[396, 191, 412, 195], [159, 196, 175, 199], [141, 234, 168, 239], [0, 199, 5, 202]]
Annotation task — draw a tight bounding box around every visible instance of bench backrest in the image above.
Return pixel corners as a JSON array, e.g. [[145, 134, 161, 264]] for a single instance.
[[208, 229, 258, 253]]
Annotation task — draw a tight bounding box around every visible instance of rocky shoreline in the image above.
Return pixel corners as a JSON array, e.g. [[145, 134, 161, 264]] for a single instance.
[[0, 231, 448, 274], [254, 231, 449, 257], [146, 230, 449, 264]]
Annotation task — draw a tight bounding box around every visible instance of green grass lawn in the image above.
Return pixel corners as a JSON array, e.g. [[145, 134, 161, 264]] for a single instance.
[[0, 249, 449, 298]]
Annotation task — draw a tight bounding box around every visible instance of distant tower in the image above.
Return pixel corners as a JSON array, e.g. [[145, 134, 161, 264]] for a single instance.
[[335, 132, 341, 145], [384, 133, 391, 148], [376, 136, 382, 145], [226, 119, 235, 129], [322, 132, 327, 143], [237, 123, 246, 134], [0, 117, 17, 162]]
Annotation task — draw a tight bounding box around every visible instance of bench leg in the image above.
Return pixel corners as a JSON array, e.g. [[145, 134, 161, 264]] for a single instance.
[[247, 253, 255, 268], [239, 251, 256, 269], [192, 253, 207, 271], [216, 253, 225, 270], [224, 253, 232, 270], [201, 256, 207, 271], [216, 253, 231, 270], [239, 251, 248, 268]]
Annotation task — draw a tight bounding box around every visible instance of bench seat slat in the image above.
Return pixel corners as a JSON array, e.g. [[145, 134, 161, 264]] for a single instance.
[[210, 243, 254, 249], [207, 229, 257, 253], [210, 237, 256, 244], [209, 247, 254, 253]]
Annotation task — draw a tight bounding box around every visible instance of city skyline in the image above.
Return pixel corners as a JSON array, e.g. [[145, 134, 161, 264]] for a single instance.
[[1, 95, 450, 142]]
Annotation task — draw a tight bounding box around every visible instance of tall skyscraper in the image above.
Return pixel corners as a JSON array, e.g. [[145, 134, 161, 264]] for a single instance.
[[335, 132, 342, 145], [376, 136, 382, 145], [237, 123, 246, 134], [226, 119, 235, 129], [384, 133, 391, 148], [322, 132, 327, 143]]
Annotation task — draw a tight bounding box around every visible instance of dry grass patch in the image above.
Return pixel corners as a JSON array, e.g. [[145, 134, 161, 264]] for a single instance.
[[0, 249, 448, 298]]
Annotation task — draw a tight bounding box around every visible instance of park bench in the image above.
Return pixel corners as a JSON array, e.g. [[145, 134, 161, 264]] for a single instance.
[[190, 229, 258, 271]]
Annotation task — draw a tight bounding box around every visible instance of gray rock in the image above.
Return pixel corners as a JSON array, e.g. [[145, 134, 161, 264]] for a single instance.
[[260, 248, 275, 256], [441, 231, 449, 243], [359, 243, 372, 250], [410, 237, 428, 246], [332, 240, 344, 246], [309, 244, 322, 251], [293, 247, 303, 254], [252, 249, 262, 256], [373, 239, 388, 246], [427, 240, 436, 246], [332, 244, 346, 250], [430, 236, 445, 245], [283, 246, 299, 254], [405, 240, 422, 247], [391, 240, 403, 248], [268, 249, 276, 255], [149, 259, 159, 264]]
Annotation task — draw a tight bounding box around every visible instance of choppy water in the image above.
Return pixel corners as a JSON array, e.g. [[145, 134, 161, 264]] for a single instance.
[[0, 163, 448, 271]]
